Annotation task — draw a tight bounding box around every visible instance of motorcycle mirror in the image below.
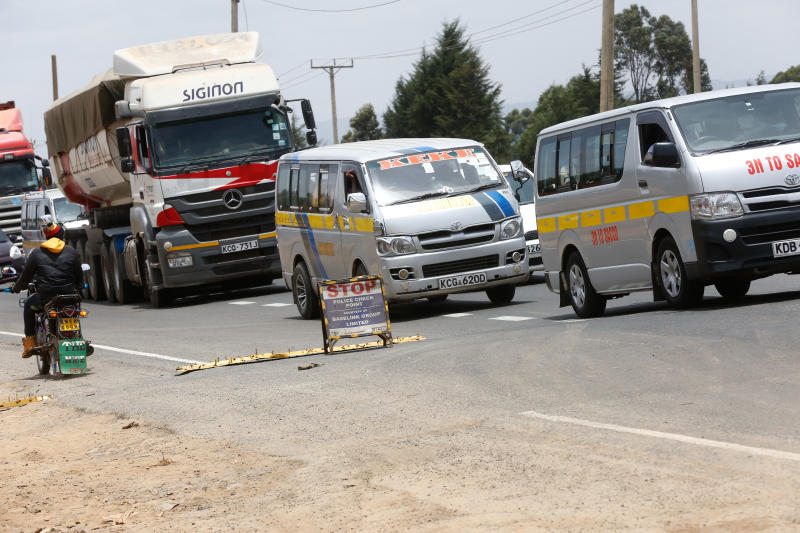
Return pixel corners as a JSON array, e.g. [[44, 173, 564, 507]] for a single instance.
[[10, 245, 21, 259], [81, 263, 91, 271]]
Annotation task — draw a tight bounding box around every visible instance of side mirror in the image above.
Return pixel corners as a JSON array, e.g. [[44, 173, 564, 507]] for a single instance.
[[301, 99, 316, 130], [649, 142, 681, 168], [41, 167, 52, 187], [81, 263, 91, 271], [306, 130, 317, 146], [346, 192, 367, 213], [10, 245, 22, 260], [121, 158, 135, 173], [41, 159, 50, 167], [509, 160, 530, 183], [116, 127, 132, 158]]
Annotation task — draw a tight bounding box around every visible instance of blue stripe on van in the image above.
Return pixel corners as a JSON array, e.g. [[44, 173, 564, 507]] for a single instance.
[[472, 192, 504, 221], [299, 213, 328, 280], [485, 190, 515, 217]]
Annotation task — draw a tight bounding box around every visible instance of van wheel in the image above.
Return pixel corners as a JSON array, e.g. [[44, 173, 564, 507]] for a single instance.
[[486, 285, 515, 304], [565, 252, 606, 318], [656, 236, 704, 308], [428, 295, 448, 303], [714, 277, 750, 301], [292, 262, 319, 319], [100, 242, 117, 303], [354, 262, 368, 277]]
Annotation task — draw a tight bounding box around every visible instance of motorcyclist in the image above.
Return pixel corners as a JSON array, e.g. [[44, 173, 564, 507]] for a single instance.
[[12, 216, 82, 358]]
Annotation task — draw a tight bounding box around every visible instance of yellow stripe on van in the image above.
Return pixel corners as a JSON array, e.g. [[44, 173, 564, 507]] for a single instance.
[[657, 195, 690, 214], [557, 213, 579, 230], [353, 217, 374, 233], [628, 201, 655, 220], [603, 205, 626, 223], [580, 210, 602, 227], [275, 212, 295, 227], [306, 214, 327, 228], [538, 217, 557, 233]]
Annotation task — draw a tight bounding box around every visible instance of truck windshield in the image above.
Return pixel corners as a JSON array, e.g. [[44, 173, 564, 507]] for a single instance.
[[149, 107, 292, 169], [365, 147, 506, 206], [0, 159, 38, 195], [672, 88, 800, 155], [53, 197, 84, 223]]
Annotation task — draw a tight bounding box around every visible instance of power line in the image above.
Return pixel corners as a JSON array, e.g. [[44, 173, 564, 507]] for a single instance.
[[258, 0, 400, 13], [282, 71, 326, 91]]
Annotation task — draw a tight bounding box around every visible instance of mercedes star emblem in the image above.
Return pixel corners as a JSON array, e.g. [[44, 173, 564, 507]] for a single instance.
[[223, 189, 244, 210]]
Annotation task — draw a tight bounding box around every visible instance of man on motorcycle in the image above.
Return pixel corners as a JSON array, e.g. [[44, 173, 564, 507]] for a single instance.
[[12, 216, 82, 358]]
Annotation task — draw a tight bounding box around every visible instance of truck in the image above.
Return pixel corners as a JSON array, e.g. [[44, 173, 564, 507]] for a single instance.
[[43, 32, 317, 307], [0, 101, 52, 240]]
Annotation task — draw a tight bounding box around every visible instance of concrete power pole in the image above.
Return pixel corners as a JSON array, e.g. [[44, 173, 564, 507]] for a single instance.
[[691, 0, 701, 93], [231, 0, 239, 32], [51, 55, 59, 101], [599, 0, 614, 112], [311, 59, 354, 144]]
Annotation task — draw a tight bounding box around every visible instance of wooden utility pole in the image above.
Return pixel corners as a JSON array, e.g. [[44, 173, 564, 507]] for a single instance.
[[231, 0, 239, 32], [691, 0, 701, 93], [51, 55, 59, 101], [599, 0, 614, 112], [311, 59, 354, 144]]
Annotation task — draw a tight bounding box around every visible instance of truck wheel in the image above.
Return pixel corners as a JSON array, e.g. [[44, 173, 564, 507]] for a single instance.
[[292, 262, 319, 319], [76, 241, 91, 300], [149, 286, 173, 308], [714, 277, 750, 301], [656, 236, 704, 308], [100, 242, 117, 303], [565, 252, 606, 318], [85, 246, 105, 301], [486, 285, 515, 304], [112, 252, 135, 304]]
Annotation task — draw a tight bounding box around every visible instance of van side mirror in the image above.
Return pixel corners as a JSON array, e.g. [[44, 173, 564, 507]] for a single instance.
[[509, 160, 532, 183], [120, 158, 135, 173], [649, 142, 681, 168], [346, 192, 367, 213], [301, 99, 316, 130], [116, 127, 132, 157]]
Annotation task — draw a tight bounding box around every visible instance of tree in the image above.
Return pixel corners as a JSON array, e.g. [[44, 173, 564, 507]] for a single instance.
[[341, 104, 382, 143], [772, 65, 800, 83], [504, 108, 534, 147], [290, 112, 309, 149], [383, 20, 510, 158]]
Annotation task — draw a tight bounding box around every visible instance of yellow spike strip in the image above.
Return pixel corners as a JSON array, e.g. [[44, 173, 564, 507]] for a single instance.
[[0, 395, 53, 409], [175, 335, 426, 375]]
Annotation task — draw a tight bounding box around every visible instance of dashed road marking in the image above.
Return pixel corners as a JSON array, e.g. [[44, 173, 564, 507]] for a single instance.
[[521, 410, 800, 463], [229, 301, 257, 305], [262, 303, 292, 307], [490, 315, 534, 322], [443, 313, 473, 318], [561, 319, 587, 323]]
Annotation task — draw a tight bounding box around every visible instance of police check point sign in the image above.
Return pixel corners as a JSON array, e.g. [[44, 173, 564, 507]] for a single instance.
[[318, 275, 392, 353]]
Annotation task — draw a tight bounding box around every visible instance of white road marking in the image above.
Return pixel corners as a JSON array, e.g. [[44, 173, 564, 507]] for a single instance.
[[561, 319, 587, 323], [490, 315, 534, 322], [262, 303, 292, 307], [521, 410, 800, 463], [0, 331, 202, 365], [229, 301, 257, 305], [443, 313, 472, 318]]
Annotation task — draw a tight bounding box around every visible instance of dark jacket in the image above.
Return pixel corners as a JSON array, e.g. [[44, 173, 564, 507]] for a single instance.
[[13, 238, 82, 297]]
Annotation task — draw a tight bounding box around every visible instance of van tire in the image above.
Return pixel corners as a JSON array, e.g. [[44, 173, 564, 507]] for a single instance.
[[714, 277, 750, 301], [428, 295, 448, 303], [565, 252, 606, 318], [486, 285, 515, 304], [292, 262, 319, 319], [656, 236, 704, 308], [354, 262, 368, 277], [100, 242, 117, 303]]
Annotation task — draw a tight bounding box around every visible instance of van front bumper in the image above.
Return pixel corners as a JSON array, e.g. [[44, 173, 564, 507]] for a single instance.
[[378, 238, 528, 301], [688, 207, 800, 280]]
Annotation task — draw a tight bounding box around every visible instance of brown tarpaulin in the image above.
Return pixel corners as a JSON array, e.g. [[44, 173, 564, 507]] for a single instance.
[[44, 69, 125, 157]]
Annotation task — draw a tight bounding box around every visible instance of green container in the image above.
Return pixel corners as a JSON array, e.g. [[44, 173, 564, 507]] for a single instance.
[[58, 339, 88, 374]]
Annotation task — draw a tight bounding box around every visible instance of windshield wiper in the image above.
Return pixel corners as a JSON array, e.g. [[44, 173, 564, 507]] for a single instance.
[[465, 182, 501, 194], [0, 186, 29, 195], [776, 136, 800, 145], [238, 146, 284, 166], [387, 191, 449, 206], [705, 138, 782, 154]]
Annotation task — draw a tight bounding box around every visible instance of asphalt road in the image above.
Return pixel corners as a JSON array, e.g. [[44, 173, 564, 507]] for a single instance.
[[2, 275, 800, 526]]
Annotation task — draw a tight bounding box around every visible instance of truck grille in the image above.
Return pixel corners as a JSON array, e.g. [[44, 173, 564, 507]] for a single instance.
[[422, 255, 499, 277], [418, 223, 495, 250]]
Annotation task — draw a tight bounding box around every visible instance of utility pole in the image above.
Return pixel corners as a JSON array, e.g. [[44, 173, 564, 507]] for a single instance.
[[51, 55, 59, 101], [231, 0, 239, 32], [599, 0, 614, 112], [311, 59, 354, 144], [691, 0, 701, 93]]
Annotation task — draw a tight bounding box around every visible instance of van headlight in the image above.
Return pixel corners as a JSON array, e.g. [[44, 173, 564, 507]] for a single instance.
[[690, 192, 744, 220], [376, 236, 416, 256], [167, 252, 193, 268], [500, 217, 522, 240]]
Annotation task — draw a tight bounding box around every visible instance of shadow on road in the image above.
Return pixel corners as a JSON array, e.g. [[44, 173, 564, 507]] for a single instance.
[[387, 297, 530, 323]]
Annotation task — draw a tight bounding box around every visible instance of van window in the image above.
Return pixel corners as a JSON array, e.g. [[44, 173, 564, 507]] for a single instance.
[[537, 137, 557, 195], [556, 136, 572, 192], [288, 166, 300, 209], [318, 164, 337, 212], [573, 125, 601, 188], [613, 119, 630, 178], [297, 164, 316, 210], [277, 163, 290, 210]]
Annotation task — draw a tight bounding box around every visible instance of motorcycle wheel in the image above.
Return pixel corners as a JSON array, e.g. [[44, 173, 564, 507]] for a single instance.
[[35, 329, 49, 375]]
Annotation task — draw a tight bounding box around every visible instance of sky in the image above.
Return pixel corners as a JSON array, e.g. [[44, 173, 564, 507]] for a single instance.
[[2, 0, 799, 153]]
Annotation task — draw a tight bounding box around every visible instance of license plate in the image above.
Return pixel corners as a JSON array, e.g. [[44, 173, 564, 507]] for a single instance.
[[220, 240, 258, 254], [527, 243, 541, 254], [438, 272, 487, 289], [772, 239, 800, 258], [59, 318, 80, 331]]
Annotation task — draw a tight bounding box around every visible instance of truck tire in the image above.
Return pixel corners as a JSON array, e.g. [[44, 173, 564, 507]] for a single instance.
[[100, 241, 117, 303], [85, 245, 105, 301], [149, 286, 173, 308], [76, 240, 91, 300], [112, 252, 134, 304], [565, 252, 607, 318], [656, 236, 704, 308], [292, 261, 319, 319]]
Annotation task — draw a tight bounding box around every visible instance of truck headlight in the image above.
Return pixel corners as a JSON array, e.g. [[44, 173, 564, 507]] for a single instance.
[[376, 236, 416, 256], [690, 192, 744, 220], [500, 217, 522, 240], [167, 252, 193, 268]]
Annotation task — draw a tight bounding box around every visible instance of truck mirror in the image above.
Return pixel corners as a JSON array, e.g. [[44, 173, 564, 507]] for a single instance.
[[41, 167, 52, 187], [116, 127, 132, 158], [41, 158, 50, 167], [301, 99, 316, 130], [650, 142, 680, 168], [121, 158, 135, 173], [306, 130, 317, 146]]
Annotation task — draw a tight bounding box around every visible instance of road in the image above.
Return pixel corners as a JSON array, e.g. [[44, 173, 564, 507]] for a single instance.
[[2, 275, 800, 529]]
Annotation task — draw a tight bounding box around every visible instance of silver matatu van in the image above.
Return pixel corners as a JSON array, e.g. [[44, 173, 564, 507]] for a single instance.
[[275, 138, 528, 318], [535, 83, 800, 317]]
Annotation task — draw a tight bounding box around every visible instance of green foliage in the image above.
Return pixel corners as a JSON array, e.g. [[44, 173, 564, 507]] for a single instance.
[[772, 65, 800, 83], [290, 112, 308, 149], [341, 104, 382, 143], [384, 20, 510, 158], [504, 108, 534, 146]]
